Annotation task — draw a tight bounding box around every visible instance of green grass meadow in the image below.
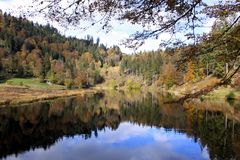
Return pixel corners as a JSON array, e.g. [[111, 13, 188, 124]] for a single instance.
[[1, 78, 66, 90]]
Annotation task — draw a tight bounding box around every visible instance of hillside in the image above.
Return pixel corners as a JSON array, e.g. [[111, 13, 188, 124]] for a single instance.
[[0, 11, 240, 102], [0, 11, 122, 88]]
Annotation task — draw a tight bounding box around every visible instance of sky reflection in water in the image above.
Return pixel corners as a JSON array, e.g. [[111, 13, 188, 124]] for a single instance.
[[6, 122, 209, 160]]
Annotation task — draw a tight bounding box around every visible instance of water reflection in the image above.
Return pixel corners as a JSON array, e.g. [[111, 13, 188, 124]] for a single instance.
[[5, 123, 209, 160], [0, 92, 240, 160]]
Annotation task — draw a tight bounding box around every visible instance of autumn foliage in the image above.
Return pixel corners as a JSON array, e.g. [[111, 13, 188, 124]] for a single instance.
[[0, 12, 121, 88], [184, 60, 196, 83]]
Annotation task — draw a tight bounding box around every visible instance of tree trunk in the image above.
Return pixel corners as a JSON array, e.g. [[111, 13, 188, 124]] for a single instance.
[[225, 63, 228, 74]]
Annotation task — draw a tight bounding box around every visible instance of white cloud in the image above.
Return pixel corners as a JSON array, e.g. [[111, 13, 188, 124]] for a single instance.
[[4, 122, 210, 160], [96, 122, 149, 143]]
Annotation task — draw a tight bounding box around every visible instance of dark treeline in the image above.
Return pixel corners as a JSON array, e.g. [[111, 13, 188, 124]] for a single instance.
[[120, 51, 164, 85], [0, 11, 122, 88]]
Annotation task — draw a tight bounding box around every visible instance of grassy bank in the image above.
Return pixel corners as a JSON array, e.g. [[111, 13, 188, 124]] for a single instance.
[[167, 77, 240, 101], [203, 86, 240, 100], [0, 78, 98, 106], [0, 85, 98, 106], [3, 78, 66, 90], [1, 76, 239, 106], [97, 67, 240, 101]]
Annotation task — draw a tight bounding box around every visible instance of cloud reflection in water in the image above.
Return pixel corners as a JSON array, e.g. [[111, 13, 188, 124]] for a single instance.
[[6, 122, 209, 160]]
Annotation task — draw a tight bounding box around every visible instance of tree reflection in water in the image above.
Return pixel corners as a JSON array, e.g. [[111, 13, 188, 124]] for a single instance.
[[0, 92, 239, 160]]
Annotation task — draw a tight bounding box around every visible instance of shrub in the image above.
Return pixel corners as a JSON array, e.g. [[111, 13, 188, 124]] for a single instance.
[[39, 76, 45, 83], [19, 81, 23, 86], [126, 80, 141, 90], [108, 80, 117, 90], [93, 70, 104, 84], [226, 91, 235, 100], [234, 76, 240, 86], [47, 71, 57, 84], [184, 61, 196, 82], [6, 81, 12, 85], [64, 79, 73, 89], [214, 62, 225, 78]]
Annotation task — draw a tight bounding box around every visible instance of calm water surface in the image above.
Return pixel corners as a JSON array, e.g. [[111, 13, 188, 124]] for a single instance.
[[0, 92, 239, 160]]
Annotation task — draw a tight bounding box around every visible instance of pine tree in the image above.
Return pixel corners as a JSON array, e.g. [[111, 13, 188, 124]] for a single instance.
[[184, 60, 196, 83]]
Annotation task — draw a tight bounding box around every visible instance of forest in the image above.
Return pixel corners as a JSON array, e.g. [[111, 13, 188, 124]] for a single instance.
[[0, 10, 239, 95], [120, 16, 240, 90], [0, 11, 122, 88]]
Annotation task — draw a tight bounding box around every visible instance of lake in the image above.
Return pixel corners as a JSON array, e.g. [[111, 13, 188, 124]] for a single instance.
[[0, 91, 239, 160]]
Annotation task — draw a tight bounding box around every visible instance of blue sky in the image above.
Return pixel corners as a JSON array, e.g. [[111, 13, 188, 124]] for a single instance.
[[0, 0, 214, 54]]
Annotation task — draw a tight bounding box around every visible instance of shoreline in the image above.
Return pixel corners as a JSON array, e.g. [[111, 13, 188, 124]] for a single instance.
[[1, 83, 239, 106], [94, 84, 240, 101], [0, 85, 99, 106]]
